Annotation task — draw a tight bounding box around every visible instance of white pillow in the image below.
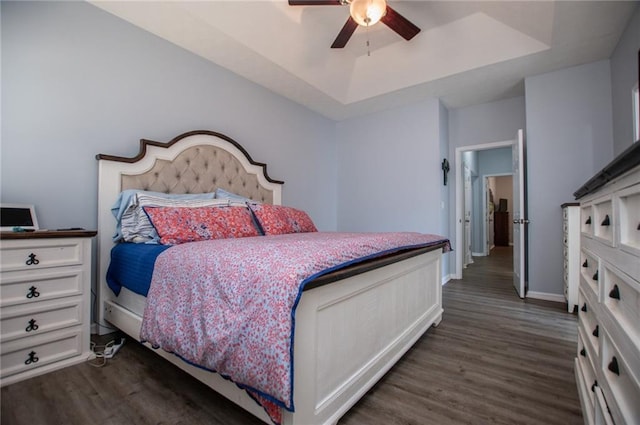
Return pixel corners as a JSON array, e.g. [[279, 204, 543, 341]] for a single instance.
[[120, 194, 229, 243]]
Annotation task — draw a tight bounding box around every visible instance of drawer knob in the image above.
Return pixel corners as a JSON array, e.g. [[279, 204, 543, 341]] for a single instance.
[[580, 347, 586, 357], [26, 286, 40, 299], [582, 259, 588, 268], [608, 357, 620, 376], [585, 216, 592, 225], [581, 303, 587, 312], [25, 253, 40, 266], [601, 215, 610, 226], [609, 284, 620, 300], [24, 351, 39, 365], [25, 319, 39, 332], [592, 270, 599, 281], [591, 380, 598, 392], [592, 325, 599, 338]]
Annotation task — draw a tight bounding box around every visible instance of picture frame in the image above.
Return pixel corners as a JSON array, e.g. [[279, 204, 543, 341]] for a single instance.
[[0, 203, 39, 231]]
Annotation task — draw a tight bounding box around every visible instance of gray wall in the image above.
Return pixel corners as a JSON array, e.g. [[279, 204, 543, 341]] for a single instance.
[[610, 4, 640, 155], [524, 60, 614, 296], [335, 98, 445, 234], [1, 1, 337, 231]]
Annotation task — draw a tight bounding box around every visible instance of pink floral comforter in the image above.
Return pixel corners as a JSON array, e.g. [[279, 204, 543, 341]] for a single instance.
[[140, 232, 450, 424]]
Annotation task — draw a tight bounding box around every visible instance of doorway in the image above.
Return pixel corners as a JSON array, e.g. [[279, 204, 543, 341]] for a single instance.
[[454, 132, 528, 298]]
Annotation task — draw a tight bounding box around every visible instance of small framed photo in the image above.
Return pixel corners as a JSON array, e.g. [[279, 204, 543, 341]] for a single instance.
[[0, 203, 39, 231]]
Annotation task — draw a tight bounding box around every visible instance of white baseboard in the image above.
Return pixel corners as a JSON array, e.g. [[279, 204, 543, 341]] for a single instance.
[[472, 252, 486, 257], [441, 274, 453, 285], [527, 291, 565, 303]]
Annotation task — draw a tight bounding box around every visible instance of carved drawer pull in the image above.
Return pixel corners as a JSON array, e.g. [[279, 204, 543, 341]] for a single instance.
[[24, 351, 39, 365], [592, 270, 598, 281], [592, 325, 599, 338], [25, 253, 39, 266], [609, 284, 620, 300], [582, 259, 588, 268], [601, 215, 610, 226], [591, 380, 598, 392], [581, 303, 587, 312], [26, 286, 40, 299], [25, 319, 39, 332], [608, 357, 620, 376], [580, 348, 586, 357], [585, 216, 592, 225], [637, 222, 640, 231]]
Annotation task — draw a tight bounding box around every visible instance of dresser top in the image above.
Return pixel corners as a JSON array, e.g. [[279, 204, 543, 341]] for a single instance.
[[574, 142, 640, 199], [0, 229, 97, 240]]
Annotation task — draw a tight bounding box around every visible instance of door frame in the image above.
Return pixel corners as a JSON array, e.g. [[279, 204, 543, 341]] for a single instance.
[[454, 140, 514, 279]]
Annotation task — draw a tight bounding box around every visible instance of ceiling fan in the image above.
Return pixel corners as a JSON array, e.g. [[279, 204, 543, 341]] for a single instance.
[[288, 0, 421, 49]]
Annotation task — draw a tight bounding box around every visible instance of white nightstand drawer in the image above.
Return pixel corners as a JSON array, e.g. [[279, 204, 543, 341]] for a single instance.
[[0, 268, 83, 308], [0, 327, 83, 379], [594, 386, 615, 425], [0, 297, 83, 342], [0, 239, 84, 272]]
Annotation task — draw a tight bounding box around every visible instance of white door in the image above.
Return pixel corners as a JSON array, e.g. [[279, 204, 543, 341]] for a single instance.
[[512, 129, 528, 298], [464, 164, 473, 267]]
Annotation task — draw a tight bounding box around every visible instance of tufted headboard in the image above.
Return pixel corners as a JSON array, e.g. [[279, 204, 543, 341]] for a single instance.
[[95, 130, 284, 329]]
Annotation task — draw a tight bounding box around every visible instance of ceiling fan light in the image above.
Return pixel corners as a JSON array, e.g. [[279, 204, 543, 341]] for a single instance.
[[349, 0, 387, 27]]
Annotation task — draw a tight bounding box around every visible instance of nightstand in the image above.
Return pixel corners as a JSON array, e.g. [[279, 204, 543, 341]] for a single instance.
[[0, 230, 96, 386]]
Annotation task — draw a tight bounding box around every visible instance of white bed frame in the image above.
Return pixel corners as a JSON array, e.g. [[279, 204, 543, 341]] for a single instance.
[[96, 130, 444, 425]]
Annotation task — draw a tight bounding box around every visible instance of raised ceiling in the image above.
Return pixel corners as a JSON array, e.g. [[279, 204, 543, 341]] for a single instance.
[[90, 1, 637, 120]]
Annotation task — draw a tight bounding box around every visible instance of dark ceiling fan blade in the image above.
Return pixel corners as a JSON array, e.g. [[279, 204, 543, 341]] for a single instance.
[[331, 16, 358, 48], [288, 0, 342, 5], [381, 5, 420, 41]]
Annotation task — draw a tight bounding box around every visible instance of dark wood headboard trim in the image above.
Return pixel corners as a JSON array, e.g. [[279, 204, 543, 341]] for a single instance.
[[96, 130, 285, 184]]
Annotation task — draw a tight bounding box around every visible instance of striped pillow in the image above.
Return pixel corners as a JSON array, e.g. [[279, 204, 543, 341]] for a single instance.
[[121, 194, 229, 243]]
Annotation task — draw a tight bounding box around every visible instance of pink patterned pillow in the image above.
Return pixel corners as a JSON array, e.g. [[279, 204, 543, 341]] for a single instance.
[[143, 206, 260, 245], [248, 204, 317, 235]]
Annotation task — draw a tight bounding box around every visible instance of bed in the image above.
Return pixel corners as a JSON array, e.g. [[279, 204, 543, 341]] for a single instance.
[[95, 130, 449, 425]]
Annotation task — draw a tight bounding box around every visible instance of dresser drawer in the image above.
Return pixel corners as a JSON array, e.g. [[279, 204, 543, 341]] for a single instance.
[[581, 204, 594, 236], [0, 268, 84, 308], [575, 355, 596, 424], [592, 196, 614, 246], [600, 329, 640, 425], [0, 327, 83, 379], [602, 262, 640, 349], [593, 386, 615, 425], [0, 239, 85, 272], [580, 249, 599, 298], [0, 297, 82, 343], [617, 183, 640, 257]]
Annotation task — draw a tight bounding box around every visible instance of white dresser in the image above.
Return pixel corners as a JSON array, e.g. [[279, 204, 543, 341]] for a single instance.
[[562, 203, 580, 313], [0, 230, 96, 386], [573, 144, 640, 425]]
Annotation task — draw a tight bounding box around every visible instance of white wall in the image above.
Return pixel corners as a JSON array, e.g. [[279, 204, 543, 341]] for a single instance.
[[610, 4, 640, 155], [524, 60, 614, 296], [1, 1, 337, 231]]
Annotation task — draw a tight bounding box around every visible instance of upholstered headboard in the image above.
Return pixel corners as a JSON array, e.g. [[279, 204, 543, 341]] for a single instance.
[[95, 130, 284, 330]]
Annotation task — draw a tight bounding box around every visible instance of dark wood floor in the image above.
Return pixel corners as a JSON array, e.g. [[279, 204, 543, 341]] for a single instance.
[[1, 247, 582, 425]]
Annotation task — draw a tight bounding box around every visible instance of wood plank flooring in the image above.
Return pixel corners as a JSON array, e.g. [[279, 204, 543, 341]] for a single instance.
[[1, 247, 582, 425]]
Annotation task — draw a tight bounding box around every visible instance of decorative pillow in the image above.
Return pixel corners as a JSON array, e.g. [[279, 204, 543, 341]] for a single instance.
[[120, 194, 228, 243], [143, 206, 260, 245], [248, 204, 317, 236]]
